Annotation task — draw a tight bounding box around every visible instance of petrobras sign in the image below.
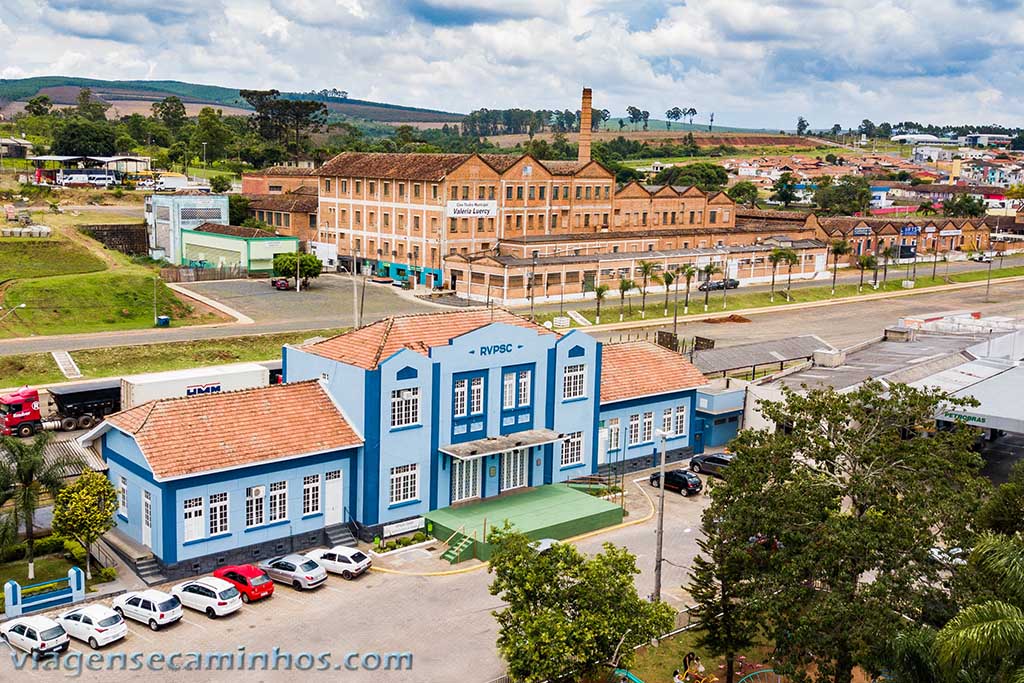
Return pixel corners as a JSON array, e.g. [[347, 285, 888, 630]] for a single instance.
[[900, 225, 921, 236], [939, 229, 963, 237], [186, 383, 222, 397], [446, 200, 497, 218]]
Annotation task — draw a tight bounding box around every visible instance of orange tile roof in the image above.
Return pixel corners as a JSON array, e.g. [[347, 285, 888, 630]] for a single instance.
[[104, 381, 362, 480], [600, 341, 707, 403], [303, 309, 554, 369]]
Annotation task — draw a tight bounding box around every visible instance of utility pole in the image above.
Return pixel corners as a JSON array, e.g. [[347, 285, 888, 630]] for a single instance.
[[652, 430, 668, 603], [985, 251, 994, 301], [202, 142, 208, 174], [153, 276, 158, 325]]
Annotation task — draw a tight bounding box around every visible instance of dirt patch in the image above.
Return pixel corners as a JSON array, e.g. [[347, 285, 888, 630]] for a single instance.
[[701, 314, 752, 324], [485, 130, 817, 148], [169, 289, 232, 324]]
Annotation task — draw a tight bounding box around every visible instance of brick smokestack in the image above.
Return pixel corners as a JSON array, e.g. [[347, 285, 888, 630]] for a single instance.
[[578, 87, 592, 164]]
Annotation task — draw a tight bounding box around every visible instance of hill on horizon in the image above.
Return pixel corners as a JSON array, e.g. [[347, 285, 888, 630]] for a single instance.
[[0, 76, 465, 123]]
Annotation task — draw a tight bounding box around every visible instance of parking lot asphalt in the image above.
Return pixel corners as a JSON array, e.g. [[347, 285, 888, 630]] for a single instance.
[[0, 472, 711, 683]]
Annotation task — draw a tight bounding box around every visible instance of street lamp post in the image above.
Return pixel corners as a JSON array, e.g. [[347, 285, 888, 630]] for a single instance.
[[652, 429, 669, 603], [202, 142, 208, 174], [0, 303, 27, 325]]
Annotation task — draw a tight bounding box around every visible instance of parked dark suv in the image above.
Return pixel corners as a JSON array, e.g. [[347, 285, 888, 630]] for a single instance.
[[689, 452, 735, 477], [698, 278, 740, 292], [649, 468, 703, 496]]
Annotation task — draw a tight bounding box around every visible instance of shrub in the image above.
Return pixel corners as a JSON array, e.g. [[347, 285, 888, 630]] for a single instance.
[[93, 567, 117, 583], [412, 531, 427, 543], [36, 535, 67, 555], [64, 539, 88, 566]]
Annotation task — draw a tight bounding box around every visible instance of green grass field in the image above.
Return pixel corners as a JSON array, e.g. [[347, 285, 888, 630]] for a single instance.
[[536, 265, 1024, 327], [621, 145, 831, 169], [625, 627, 774, 683], [0, 328, 348, 388], [0, 237, 107, 281]]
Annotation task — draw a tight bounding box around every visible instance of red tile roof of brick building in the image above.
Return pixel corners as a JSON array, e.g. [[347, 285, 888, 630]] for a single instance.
[[246, 193, 318, 213], [104, 381, 361, 480], [303, 309, 554, 370], [600, 341, 707, 403]]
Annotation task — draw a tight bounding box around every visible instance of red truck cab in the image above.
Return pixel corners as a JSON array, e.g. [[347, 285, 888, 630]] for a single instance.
[[0, 387, 43, 437]]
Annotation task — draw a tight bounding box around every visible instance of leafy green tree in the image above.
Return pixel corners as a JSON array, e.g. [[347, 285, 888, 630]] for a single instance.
[[829, 239, 851, 295], [51, 471, 117, 580], [152, 96, 188, 133], [815, 176, 872, 215], [689, 510, 757, 683], [859, 119, 877, 137], [593, 284, 609, 324], [273, 252, 322, 284], [190, 107, 233, 161], [856, 253, 877, 292], [74, 88, 110, 122], [114, 134, 135, 154], [24, 95, 52, 117], [880, 245, 897, 284], [51, 118, 116, 156], [0, 432, 80, 580], [702, 262, 721, 312], [942, 195, 986, 218], [770, 172, 799, 207], [618, 278, 635, 320], [975, 461, 1024, 535], [637, 260, 659, 319], [934, 533, 1024, 681], [716, 381, 983, 683], [830, 123, 842, 137], [209, 175, 232, 193], [487, 525, 675, 683], [654, 162, 729, 192], [680, 264, 697, 317], [665, 106, 683, 129], [727, 180, 759, 208], [228, 194, 251, 225], [797, 116, 810, 136]]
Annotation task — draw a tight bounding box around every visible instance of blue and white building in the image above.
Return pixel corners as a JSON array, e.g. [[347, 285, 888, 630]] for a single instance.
[[83, 309, 726, 577]]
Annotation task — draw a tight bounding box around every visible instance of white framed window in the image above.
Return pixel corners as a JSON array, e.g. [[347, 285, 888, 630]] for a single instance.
[[503, 372, 516, 410], [209, 492, 229, 536], [245, 486, 265, 528], [390, 464, 419, 505], [608, 418, 620, 450], [560, 431, 584, 467], [674, 406, 687, 435], [628, 414, 640, 445], [302, 474, 321, 516], [662, 408, 674, 435], [642, 412, 654, 442], [563, 364, 586, 400], [470, 377, 484, 414], [269, 481, 288, 522], [454, 379, 467, 417], [518, 370, 531, 406], [117, 477, 127, 517], [183, 497, 204, 543], [390, 387, 420, 428]]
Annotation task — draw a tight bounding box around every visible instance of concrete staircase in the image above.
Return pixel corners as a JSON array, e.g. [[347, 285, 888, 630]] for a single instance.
[[325, 523, 357, 548], [440, 533, 475, 564], [134, 557, 167, 586], [102, 529, 166, 586]]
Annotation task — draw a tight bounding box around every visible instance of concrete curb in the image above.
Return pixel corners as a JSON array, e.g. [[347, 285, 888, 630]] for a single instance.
[[368, 480, 656, 577], [168, 282, 254, 325], [584, 274, 1024, 333]]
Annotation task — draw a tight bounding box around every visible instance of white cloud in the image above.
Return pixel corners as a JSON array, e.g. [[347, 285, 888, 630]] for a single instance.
[[1, 0, 1022, 128]]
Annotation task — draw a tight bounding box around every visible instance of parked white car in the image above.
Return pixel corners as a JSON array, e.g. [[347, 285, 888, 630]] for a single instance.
[[305, 546, 372, 579], [171, 577, 243, 618], [112, 589, 183, 631], [57, 604, 127, 649], [0, 615, 70, 659]]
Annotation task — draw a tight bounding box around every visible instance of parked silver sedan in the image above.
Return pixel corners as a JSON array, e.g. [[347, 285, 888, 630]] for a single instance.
[[258, 554, 327, 590]]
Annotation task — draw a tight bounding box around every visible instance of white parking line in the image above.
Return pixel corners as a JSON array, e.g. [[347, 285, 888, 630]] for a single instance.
[[126, 627, 155, 643], [180, 617, 209, 631]]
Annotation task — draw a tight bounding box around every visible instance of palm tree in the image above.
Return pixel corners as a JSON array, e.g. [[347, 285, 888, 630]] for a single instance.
[[593, 284, 609, 324], [680, 264, 697, 318], [0, 432, 79, 580], [917, 201, 936, 216], [929, 246, 942, 282], [637, 260, 658, 319], [618, 278, 635, 321], [767, 248, 789, 302], [856, 254, 877, 292], [701, 263, 721, 312], [881, 245, 896, 285], [661, 271, 675, 317], [934, 533, 1024, 680], [829, 239, 851, 295], [783, 250, 799, 301]]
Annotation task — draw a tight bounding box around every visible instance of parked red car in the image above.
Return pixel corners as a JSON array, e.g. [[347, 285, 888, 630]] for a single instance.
[[271, 277, 292, 291], [212, 565, 275, 603]]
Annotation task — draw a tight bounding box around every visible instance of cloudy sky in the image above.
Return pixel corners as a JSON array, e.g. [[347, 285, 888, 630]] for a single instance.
[[1, 0, 1022, 129]]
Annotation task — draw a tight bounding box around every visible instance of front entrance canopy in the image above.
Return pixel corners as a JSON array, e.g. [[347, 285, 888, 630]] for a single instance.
[[439, 428, 562, 461], [941, 364, 1024, 434]]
